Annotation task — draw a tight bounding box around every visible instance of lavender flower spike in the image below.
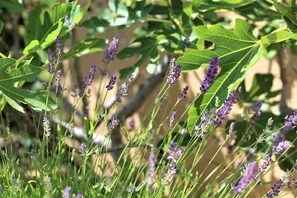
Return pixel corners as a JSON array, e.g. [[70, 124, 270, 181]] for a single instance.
[[106, 74, 116, 91], [102, 37, 119, 64], [169, 110, 176, 127], [62, 186, 71, 198], [274, 141, 290, 156], [214, 88, 240, 126], [200, 56, 219, 93], [167, 142, 182, 163], [147, 153, 156, 185], [80, 65, 96, 96], [167, 58, 181, 86], [266, 179, 283, 198], [233, 161, 257, 194], [284, 111, 297, 131], [47, 49, 55, 74], [55, 69, 62, 88], [56, 36, 63, 57]]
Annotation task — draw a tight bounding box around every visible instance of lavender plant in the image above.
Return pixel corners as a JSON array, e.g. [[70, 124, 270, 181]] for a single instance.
[[1, 0, 297, 198]]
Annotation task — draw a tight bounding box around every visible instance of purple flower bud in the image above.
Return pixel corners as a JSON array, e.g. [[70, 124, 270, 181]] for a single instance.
[[266, 179, 283, 198], [80, 65, 96, 96], [78, 143, 86, 157], [47, 49, 55, 74], [259, 155, 273, 173], [167, 58, 181, 86], [56, 36, 63, 57], [233, 161, 257, 194], [284, 111, 297, 131], [178, 86, 189, 101], [169, 110, 176, 127], [274, 141, 290, 156], [55, 69, 62, 88], [214, 88, 240, 126], [107, 115, 119, 130], [76, 194, 83, 198], [102, 37, 119, 64], [128, 118, 135, 131], [106, 75, 116, 91], [200, 57, 219, 93], [117, 82, 129, 102], [147, 153, 156, 185], [62, 186, 71, 198], [167, 142, 182, 163]]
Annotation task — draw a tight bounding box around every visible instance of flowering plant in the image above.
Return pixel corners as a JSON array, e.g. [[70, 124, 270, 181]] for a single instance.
[[0, 0, 297, 197]]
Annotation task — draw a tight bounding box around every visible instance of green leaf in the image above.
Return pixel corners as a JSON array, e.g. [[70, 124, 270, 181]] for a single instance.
[[117, 37, 158, 79], [177, 19, 264, 133], [23, 40, 40, 55], [0, 20, 3, 34], [0, 0, 24, 12], [0, 58, 57, 112], [248, 73, 273, 99], [192, 0, 253, 11], [24, 2, 90, 54], [261, 28, 297, 45], [62, 38, 106, 60], [274, 1, 297, 32]]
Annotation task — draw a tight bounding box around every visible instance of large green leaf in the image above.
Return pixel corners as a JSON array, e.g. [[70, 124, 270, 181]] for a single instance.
[[0, 58, 57, 112], [177, 19, 264, 133], [192, 0, 254, 11], [62, 38, 106, 60], [24, 1, 91, 54]]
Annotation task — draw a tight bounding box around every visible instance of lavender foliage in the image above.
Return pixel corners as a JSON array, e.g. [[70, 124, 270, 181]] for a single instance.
[[200, 56, 219, 93]]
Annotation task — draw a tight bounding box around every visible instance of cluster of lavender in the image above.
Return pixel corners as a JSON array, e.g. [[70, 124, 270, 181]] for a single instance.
[[162, 142, 183, 185], [62, 186, 83, 198]]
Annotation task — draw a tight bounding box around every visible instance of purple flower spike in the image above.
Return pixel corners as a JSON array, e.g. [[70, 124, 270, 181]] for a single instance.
[[274, 141, 290, 156], [56, 36, 63, 57], [266, 179, 283, 198], [284, 111, 297, 131], [147, 153, 156, 185], [167, 142, 182, 163], [259, 155, 273, 173], [167, 58, 182, 86], [102, 37, 119, 64], [106, 75, 116, 91], [107, 115, 119, 130], [47, 49, 55, 74], [76, 194, 83, 198], [233, 161, 257, 194], [200, 57, 219, 93], [169, 110, 176, 127], [178, 86, 189, 101], [214, 88, 240, 126], [55, 69, 62, 88], [62, 186, 71, 198], [80, 65, 96, 96]]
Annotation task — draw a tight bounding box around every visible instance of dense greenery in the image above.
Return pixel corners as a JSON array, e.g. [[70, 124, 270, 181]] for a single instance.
[[1, 0, 297, 197]]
